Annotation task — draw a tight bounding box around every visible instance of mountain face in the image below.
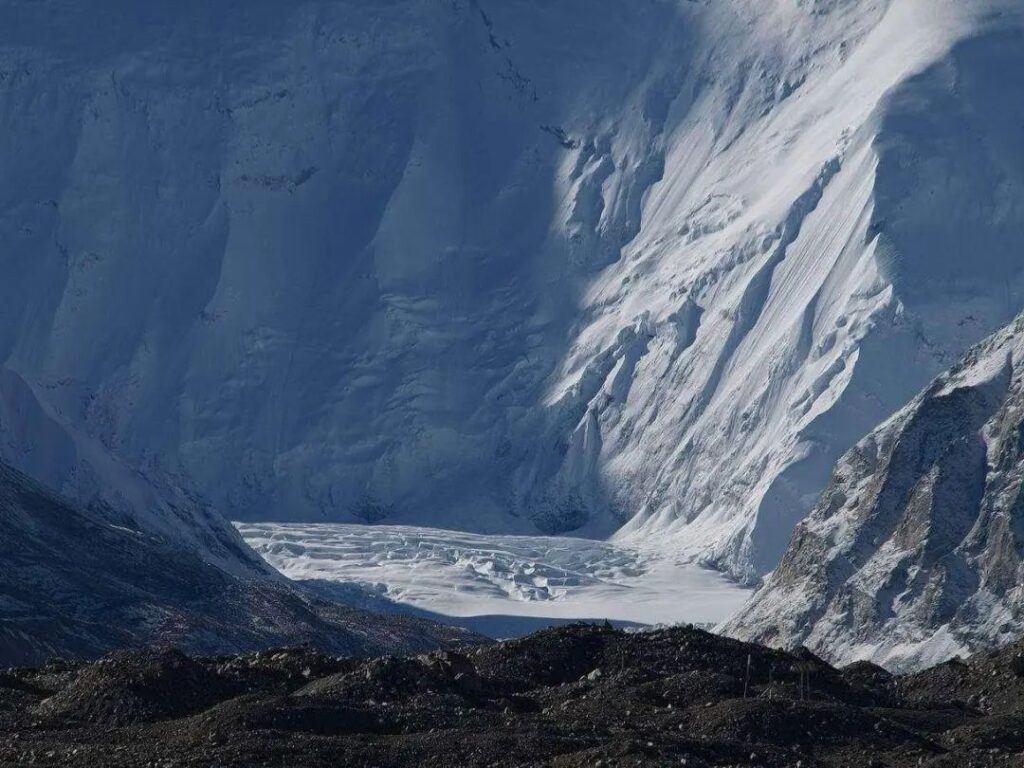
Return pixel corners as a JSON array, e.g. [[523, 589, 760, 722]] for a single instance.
[[2, 0, 1024, 581], [0, 458, 477, 667], [723, 313, 1024, 671]]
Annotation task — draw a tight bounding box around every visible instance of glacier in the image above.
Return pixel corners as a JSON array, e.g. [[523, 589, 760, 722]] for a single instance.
[[1, 0, 1023, 584], [237, 522, 751, 636]]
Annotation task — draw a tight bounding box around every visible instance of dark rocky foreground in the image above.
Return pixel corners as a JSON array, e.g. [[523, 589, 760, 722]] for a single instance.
[[3, 623, 1024, 767]]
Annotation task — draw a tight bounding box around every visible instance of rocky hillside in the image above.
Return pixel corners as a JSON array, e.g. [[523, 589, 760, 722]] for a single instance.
[[0, 459, 478, 667], [6, 623, 1024, 766], [2, 0, 1023, 580], [724, 312, 1024, 671]]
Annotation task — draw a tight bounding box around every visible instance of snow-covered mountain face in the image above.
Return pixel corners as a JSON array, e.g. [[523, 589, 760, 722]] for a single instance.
[[724, 313, 1024, 671], [3, 0, 1024, 580]]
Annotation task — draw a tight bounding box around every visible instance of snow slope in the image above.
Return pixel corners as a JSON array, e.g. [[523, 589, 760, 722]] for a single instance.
[[724, 312, 1024, 671], [1, 0, 1023, 580], [238, 522, 750, 635]]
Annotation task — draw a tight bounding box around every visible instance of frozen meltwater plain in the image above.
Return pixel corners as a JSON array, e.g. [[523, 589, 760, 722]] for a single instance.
[[237, 523, 750, 636]]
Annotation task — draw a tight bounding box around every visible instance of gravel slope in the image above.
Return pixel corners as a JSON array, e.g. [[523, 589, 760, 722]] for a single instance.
[[6, 623, 1024, 767]]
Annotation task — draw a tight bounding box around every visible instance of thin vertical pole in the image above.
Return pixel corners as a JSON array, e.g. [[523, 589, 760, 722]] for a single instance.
[[743, 654, 751, 699]]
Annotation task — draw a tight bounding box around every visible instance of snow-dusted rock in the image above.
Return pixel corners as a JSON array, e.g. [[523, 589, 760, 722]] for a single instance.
[[0, 366, 266, 576], [1, 0, 1023, 580], [0, 457, 477, 667], [723, 313, 1024, 671]]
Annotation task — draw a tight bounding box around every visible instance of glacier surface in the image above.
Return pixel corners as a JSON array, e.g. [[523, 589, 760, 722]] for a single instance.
[[238, 522, 751, 635], [1, 0, 1023, 581]]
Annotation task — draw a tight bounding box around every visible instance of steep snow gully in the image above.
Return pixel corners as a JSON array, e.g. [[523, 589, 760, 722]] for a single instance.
[[0, 0, 1023, 585]]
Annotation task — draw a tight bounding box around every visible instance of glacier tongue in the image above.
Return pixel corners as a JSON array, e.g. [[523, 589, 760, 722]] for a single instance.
[[723, 312, 1024, 671], [1, 0, 1023, 581], [237, 522, 751, 633]]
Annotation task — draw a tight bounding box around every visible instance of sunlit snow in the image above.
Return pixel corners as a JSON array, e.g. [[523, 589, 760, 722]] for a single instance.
[[237, 523, 750, 637]]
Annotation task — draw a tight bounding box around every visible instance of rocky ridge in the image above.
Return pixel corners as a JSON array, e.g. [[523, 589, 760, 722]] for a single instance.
[[725, 311, 1024, 670], [0, 459, 479, 667]]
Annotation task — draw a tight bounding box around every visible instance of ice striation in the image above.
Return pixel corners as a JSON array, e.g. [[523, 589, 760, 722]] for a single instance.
[[0, 0, 1023, 582], [724, 313, 1024, 671]]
